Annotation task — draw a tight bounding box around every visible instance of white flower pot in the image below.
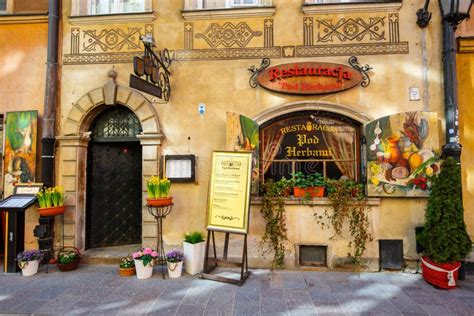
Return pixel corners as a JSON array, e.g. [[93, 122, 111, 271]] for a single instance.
[[134, 259, 153, 279], [183, 241, 206, 275], [21, 259, 40, 277], [167, 261, 183, 278]]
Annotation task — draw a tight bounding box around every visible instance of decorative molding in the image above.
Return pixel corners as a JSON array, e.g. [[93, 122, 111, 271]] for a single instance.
[[264, 19, 273, 47], [64, 52, 142, 65], [184, 22, 194, 50], [68, 12, 156, 25], [317, 17, 386, 43], [83, 27, 142, 52], [175, 47, 281, 61], [282, 46, 295, 58], [388, 13, 400, 43], [0, 14, 48, 24], [302, 3, 402, 15], [296, 42, 409, 57], [195, 22, 262, 48], [181, 7, 275, 21], [304, 17, 314, 46]]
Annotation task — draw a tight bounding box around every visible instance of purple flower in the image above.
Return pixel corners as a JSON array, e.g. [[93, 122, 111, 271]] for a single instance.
[[166, 250, 184, 263], [17, 249, 43, 262]]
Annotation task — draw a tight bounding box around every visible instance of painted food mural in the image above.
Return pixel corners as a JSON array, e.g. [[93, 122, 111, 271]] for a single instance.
[[3, 111, 38, 198], [366, 111, 440, 197]]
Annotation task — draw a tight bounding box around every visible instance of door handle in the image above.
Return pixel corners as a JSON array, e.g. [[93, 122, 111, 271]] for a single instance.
[[9, 232, 13, 242]]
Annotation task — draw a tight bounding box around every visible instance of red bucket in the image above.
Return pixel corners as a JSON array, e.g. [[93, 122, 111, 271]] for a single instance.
[[421, 256, 460, 290]]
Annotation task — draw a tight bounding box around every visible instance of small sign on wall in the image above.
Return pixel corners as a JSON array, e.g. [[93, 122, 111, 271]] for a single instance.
[[165, 155, 195, 182]]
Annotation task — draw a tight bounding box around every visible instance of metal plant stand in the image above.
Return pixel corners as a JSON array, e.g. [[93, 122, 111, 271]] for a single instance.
[[147, 204, 173, 279]]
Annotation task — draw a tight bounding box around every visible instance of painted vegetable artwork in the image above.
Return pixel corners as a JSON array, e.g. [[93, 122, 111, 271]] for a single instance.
[[366, 112, 441, 197]]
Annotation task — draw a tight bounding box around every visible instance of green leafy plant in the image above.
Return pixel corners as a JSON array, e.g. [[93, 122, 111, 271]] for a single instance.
[[293, 172, 325, 188], [184, 231, 205, 244], [57, 249, 80, 265], [260, 178, 290, 269], [417, 158, 472, 263], [36, 186, 65, 208], [315, 179, 372, 264], [119, 256, 135, 269]]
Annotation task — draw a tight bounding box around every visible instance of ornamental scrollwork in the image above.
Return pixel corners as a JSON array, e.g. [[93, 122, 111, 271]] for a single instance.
[[248, 58, 271, 88], [348, 56, 372, 87]]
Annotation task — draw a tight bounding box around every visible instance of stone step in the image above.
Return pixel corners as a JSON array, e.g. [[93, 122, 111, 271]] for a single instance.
[[81, 244, 140, 265]]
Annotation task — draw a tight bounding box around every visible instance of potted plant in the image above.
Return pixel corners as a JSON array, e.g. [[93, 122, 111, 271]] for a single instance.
[[417, 157, 472, 289], [36, 186, 66, 217], [118, 256, 136, 277], [57, 247, 81, 272], [166, 249, 184, 278], [293, 172, 326, 198], [132, 248, 158, 279], [17, 249, 43, 276], [183, 231, 206, 275], [146, 176, 172, 207]]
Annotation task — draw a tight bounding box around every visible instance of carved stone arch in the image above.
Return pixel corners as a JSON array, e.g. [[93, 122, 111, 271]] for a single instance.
[[57, 75, 164, 250], [253, 100, 372, 125]]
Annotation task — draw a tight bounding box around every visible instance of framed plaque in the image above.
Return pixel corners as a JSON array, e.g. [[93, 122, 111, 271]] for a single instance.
[[206, 151, 252, 234]]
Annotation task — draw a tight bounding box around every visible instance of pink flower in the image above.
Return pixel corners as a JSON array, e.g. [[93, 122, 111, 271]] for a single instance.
[[143, 248, 152, 255], [151, 251, 158, 258], [132, 252, 140, 259]]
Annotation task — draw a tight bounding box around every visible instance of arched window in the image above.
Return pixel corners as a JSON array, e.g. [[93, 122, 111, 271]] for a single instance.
[[260, 110, 361, 182], [90, 106, 142, 142]]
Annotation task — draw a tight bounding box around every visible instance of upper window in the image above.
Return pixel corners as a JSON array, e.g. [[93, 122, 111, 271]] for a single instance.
[[260, 111, 361, 183], [304, 0, 401, 3], [184, 0, 271, 10], [71, 0, 152, 16], [0, 0, 6, 12]]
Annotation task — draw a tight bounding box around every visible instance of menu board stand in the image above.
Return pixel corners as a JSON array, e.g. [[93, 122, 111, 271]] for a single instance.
[[200, 230, 249, 286], [200, 151, 253, 286]]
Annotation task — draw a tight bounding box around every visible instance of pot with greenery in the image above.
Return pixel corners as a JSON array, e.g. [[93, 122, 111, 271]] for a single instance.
[[183, 231, 205, 275], [57, 247, 81, 272], [132, 248, 158, 279], [118, 256, 136, 277], [293, 172, 326, 198], [166, 249, 184, 278], [146, 176, 172, 207], [417, 157, 472, 289], [260, 178, 290, 269], [36, 186, 66, 217], [17, 249, 43, 276], [315, 179, 372, 265]]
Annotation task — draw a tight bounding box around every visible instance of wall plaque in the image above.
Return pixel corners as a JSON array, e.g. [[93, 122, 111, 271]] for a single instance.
[[256, 62, 362, 95]]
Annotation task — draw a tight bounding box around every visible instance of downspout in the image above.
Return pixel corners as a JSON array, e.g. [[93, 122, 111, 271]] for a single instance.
[[41, 0, 60, 187]]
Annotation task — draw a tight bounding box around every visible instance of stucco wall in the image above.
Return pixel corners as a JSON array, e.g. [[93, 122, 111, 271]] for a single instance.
[[55, 0, 466, 269]]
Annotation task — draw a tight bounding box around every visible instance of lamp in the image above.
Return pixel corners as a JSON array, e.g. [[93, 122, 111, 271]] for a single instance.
[[439, 0, 472, 27]]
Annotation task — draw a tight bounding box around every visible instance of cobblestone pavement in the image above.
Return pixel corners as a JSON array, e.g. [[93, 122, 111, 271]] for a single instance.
[[0, 264, 473, 315]]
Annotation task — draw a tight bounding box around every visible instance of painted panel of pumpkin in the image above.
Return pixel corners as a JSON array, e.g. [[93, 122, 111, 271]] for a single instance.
[[365, 111, 440, 197]]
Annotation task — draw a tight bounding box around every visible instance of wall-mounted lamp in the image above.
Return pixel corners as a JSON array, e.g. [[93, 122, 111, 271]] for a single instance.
[[417, 0, 472, 29]]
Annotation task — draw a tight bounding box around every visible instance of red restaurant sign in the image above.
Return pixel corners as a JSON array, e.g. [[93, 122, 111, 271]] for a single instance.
[[257, 62, 362, 95]]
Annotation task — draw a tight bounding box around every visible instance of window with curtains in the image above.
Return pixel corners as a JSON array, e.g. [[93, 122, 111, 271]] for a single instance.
[[304, 0, 401, 4], [260, 111, 361, 182], [71, 0, 151, 16], [184, 0, 271, 10]]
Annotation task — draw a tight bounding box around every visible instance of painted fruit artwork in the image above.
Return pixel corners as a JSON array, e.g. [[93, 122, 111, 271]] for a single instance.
[[365, 111, 440, 197]]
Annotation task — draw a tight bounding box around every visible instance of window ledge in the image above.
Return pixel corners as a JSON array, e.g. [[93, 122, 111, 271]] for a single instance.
[[302, 3, 402, 14], [68, 12, 156, 25], [250, 196, 381, 206], [0, 13, 48, 24], [182, 6, 275, 21]]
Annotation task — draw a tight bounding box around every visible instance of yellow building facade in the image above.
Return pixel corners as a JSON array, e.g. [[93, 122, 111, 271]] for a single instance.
[[36, 0, 472, 269]]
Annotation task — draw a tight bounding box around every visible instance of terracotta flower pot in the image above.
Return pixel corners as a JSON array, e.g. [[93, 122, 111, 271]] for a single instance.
[[38, 205, 66, 217], [294, 187, 325, 198], [147, 197, 173, 207], [118, 267, 136, 277]]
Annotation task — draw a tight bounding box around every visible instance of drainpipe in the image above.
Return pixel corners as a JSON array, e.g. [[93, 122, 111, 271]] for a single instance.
[[41, 0, 60, 187]]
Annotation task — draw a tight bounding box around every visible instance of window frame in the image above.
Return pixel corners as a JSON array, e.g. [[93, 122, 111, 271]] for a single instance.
[[71, 0, 152, 17], [259, 111, 362, 184], [303, 0, 402, 4]]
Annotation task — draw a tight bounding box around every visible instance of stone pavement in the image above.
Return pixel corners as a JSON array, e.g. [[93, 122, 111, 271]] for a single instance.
[[0, 264, 473, 315]]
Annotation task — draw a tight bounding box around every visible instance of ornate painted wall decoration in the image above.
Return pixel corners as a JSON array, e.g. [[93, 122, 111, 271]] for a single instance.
[[64, 24, 154, 65], [3, 111, 38, 198], [176, 19, 281, 61], [297, 13, 408, 57], [365, 111, 440, 197]]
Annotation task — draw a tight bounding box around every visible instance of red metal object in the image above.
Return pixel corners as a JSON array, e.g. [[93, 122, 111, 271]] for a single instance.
[[293, 187, 325, 198], [38, 205, 66, 217], [147, 197, 173, 207], [421, 256, 461, 289]]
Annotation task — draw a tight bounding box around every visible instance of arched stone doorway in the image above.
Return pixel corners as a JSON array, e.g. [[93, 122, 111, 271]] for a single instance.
[[56, 72, 164, 250], [86, 106, 143, 249]]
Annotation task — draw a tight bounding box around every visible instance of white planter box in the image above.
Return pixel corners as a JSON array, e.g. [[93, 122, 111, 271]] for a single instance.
[[183, 241, 206, 275], [134, 259, 153, 279], [21, 259, 40, 277], [167, 261, 183, 278]]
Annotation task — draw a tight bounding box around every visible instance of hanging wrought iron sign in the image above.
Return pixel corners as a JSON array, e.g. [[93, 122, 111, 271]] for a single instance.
[[130, 35, 172, 101], [249, 56, 371, 95]]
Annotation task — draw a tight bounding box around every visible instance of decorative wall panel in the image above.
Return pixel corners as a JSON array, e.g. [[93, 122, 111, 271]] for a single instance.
[[64, 24, 154, 65]]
